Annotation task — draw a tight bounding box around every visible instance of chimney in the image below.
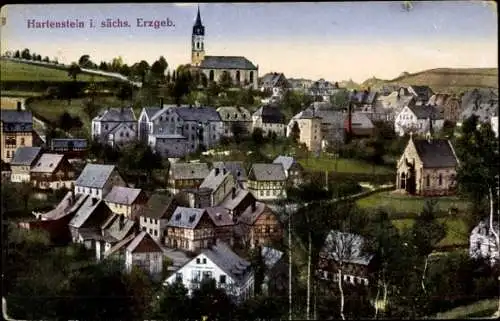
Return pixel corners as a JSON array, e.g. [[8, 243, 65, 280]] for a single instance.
[[231, 187, 236, 199], [17, 101, 22, 111], [215, 168, 220, 176], [160, 97, 164, 108], [251, 201, 257, 212]]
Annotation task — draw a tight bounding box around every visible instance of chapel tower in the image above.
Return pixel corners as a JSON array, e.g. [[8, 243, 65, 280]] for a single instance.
[[191, 5, 205, 67]]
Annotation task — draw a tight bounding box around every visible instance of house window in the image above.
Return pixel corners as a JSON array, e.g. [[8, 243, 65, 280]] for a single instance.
[[150, 218, 153, 223], [176, 272, 182, 281], [202, 258, 206, 264], [426, 175, 430, 187], [438, 173, 442, 186], [209, 70, 214, 81], [6, 151, 10, 158], [20, 138, 25, 146], [219, 275, 226, 284], [149, 228, 153, 234], [154, 230, 158, 236], [196, 258, 201, 264]]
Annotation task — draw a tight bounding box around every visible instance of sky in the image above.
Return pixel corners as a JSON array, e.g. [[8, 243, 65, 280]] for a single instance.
[[0, 2, 497, 82]]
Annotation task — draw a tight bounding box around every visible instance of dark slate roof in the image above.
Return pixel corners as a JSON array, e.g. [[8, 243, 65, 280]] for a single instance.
[[202, 242, 252, 285], [104, 186, 142, 205], [238, 201, 268, 225], [31, 154, 65, 173], [409, 85, 433, 97], [102, 214, 136, 243], [126, 231, 163, 253], [68, 197, 107, 229], [175, 106, 222, 122], [408, 105, 443, 120], [249, 163, 286, 181], [139, 193, 176, 219], [200, 167, 232, 191], [273, 156, 297, 172], [200, 56, 257, 70], [412, 138, 459, 168], [322, 230, 374, 266], [75, 164, 116, 188], [10, 147, 42, 166], [350, 91, 378, 105], [260, 72, 285, 88], [171, 162, 210, 180], [212, 161, 247, 181], [1, 110, 32, 123], [206, 207, 234, 227], [253, 105, 285, 124], [51, 138, 87, 150], [216, 106, 252, 122], [168, 207, 207, 229], [94, 108, 136, 122]]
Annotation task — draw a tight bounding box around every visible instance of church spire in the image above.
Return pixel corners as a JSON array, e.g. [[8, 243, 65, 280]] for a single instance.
[[193, 4, 205, 36]]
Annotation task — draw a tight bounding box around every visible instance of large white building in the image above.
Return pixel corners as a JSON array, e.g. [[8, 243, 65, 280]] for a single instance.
[[394, 104, 444, 136], [91, 108, 137, 147], [164, 242, 254, 303], [138, 103, 224, 156]]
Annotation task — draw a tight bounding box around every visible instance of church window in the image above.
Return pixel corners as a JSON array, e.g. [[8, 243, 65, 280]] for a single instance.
[[426, 175, 430, 187], [249, 71, 254, 83], [197, 42, 200, 49], [236, 70, 241, 83], [438, 173, 442, 186], [209, 70, 214, 81]]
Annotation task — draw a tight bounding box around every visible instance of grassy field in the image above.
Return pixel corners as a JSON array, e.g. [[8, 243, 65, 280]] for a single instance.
[[357, 191, 470, 214], [431, 299, 498, 319], [1, 59, 111, 82], [392, 217, 469, 247], [298, 157, 395, 174]]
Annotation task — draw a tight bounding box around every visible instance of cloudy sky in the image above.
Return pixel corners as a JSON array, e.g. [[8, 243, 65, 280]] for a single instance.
[[0, 2, 497, 82]]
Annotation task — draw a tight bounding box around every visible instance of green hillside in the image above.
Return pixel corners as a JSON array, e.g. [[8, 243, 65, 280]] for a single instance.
[[1, 59, 112, 82], [359, 68, 498, 94]]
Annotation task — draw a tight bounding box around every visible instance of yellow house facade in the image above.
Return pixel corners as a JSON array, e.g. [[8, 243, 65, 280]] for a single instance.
[[1, 108, 34, 163]]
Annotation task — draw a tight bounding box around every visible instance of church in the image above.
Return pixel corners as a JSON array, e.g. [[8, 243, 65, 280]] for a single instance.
[[190, 6, 259, 90]]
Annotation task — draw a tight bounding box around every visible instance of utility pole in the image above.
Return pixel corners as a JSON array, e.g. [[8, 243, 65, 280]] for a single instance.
[[288, 203, 293, 321]]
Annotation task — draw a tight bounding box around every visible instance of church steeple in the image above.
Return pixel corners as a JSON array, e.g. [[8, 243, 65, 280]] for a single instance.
[[191, 4, 205, 66]]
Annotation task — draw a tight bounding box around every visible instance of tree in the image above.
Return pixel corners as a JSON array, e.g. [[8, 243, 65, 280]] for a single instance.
[[249, 246, 266, 294], [189, 278, 235, 321], [152, 279, 191, 320], [251, 127, 265, 146], [110, 56, 124, 72], [14, 50, 20, 58], [21, 48, 31, 60], [151, 56, 168, 82], [230, 122, 247, 143], [83, 99, 100, 120], [120, 64, 131, 76], [67, 63, 81, 81], [42, 56, 49, 62], [291, 121, 300, 143], [455, 115, 499, 224], [409, 199, 446, 294], [99, 61, 109, 71], [131, 60, 149, 83], [117, 84, 134, 107]]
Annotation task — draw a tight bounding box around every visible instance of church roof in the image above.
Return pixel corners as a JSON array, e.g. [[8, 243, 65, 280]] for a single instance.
[[193, 5, 205, 36], [200, 56, 257, 70], [412, 138, 459, 168]]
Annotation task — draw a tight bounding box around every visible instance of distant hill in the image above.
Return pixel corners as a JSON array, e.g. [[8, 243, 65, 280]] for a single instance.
[[1, 58, 116, 82], [360, 68, 499, 94]]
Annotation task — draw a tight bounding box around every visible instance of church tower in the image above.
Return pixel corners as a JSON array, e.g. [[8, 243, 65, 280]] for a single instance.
[[191, 5, 205, 67]]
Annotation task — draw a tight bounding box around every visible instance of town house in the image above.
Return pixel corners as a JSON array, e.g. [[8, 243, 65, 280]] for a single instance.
[[212, 161, 247, 189], [95, 214, 137, 261], [219, 187, 256, 220], [396, 134, 459, 196], [68, 196, 114, 250], [199, 166, 236, 207], [216, 106, 253, 137], [273, 155, 304, 187], [103, 186, 148, 219], [247, 163, 287, 201], [317, 230, 375, 287], [236, 201, 283, 248], [260, 72, 288, 98], [166, 207, 216, 252], [104, 231, 164, 279], [206, 206, 236, 246], [168, 162, 210, 194], [1, 103, 34, 163], [138, 193, 178, 242], [91, 107, 137, 148], [74, 164, 126, 200], [286, 109, 322, 153], [252, 105, 286, 137], [9, 146, 42, 183], [394, 104, 444, 137], [345, 111, 376, 137], [30, 153, 76, 190], [164, 241, 254, 303]]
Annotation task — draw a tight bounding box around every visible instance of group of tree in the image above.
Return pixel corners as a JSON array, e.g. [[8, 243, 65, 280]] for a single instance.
[[12, 48, 53, 63]]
